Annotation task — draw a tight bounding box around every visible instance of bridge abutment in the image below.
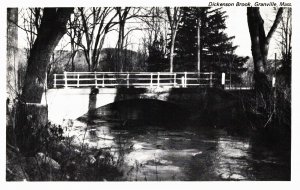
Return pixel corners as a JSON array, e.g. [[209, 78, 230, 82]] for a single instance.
[[42, 87, 251, 126]]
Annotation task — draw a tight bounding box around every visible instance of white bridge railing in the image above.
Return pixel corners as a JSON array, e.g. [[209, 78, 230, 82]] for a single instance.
[[53, 72, 218, 88]]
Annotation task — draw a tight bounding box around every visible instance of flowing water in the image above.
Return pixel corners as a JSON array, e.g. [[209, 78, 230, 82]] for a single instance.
[[65, 118, 290, 181]]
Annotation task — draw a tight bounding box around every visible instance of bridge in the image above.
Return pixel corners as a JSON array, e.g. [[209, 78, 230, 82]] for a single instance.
[[42, 72, 253, 124], [52, 71, 217, 88]]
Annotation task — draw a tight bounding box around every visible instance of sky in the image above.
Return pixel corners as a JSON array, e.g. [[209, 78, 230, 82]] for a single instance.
[[224, 7, 251, 56], [224, 7, 279, 58], [17, 7, 281, 59]]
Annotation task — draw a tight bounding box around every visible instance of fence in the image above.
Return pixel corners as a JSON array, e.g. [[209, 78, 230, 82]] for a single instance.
[[52, 72, 218, 88]]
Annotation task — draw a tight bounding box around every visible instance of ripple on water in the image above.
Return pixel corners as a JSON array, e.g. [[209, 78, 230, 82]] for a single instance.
[[59, 119, 290, 181], [220, 173, 246, 180]]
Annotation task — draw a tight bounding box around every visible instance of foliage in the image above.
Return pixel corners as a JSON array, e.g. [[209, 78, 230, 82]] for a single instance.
[[147, 39, 169, 72], [175, 7, 248, 82], [277, 8, 292, 86], [7, 113, 124, 181]]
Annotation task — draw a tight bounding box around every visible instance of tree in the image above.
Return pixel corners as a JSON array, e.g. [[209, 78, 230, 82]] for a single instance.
[[7, 8, 19, 108], [10, 8, 42, 93], [165, 7, 183, 72], [16, 8, 42, 59], [175, 7, 248, 82], [147, 36, 168, 71], [247, 7, 283, 92], [66, 11, 82, 71], [175, 7, 207, 71], [22, 8, 74, 103], [278, 8, 292, 84], [140, 7, 168, 71], [77, 7, 118, 71], [16, 8, 71, 89], [115, 7, 143, 72], [115, 7, 130, 72]]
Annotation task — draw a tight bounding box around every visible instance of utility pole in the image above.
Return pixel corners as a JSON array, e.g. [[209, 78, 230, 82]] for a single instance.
[[197, 16, 201, 76], [229, 50, 234, 89], [273, 53, 277, 117]]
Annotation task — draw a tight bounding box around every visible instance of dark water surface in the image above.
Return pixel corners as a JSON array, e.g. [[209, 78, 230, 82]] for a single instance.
[[68, 119, 290, 181]]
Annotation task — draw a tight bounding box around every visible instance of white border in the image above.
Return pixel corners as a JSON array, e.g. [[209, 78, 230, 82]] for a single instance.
[[0, 0, 299, 189]]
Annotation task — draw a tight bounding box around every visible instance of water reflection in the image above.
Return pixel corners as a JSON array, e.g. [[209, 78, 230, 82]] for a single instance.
[[63, 120, 289, 181], [213, 138, 250, 180]]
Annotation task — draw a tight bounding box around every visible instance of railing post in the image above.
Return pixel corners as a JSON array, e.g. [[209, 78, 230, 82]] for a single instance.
[[221, 72, 225, 89], [64, 72, 68, 88], [157, 72, 160, 87], [54, 74, 57, 88], [102, 74, 105, 87], [198, 72, 201, 86], [209, 72, 213, 88], [184, 72, 187, 87], [150, 73, 153, 87], [77, 73, 80, 87], [45, 71, 48, 90], [173, 73, 176, 87], [127, 73, 130, 88], [272, 76, 276, 88], [181, 76, 185, 88], [94, 72, 97, 87]]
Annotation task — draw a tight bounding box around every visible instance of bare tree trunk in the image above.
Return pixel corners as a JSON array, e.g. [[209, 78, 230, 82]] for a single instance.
[[71, 51, 76, 71], [165, 7, 182, 73], [69, 35, 77, 71], [22, 8, 73, 103], [13, 8, 73, 156], [247, 7, 283, 88], [247, 7, 283, 112], [117, 17, 126, 72], [169, 31, 175, 72], [7, 8, 19, 107]]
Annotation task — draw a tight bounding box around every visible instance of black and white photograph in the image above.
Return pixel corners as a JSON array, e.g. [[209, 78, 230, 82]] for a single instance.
[[3, 0, 297, 185]]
